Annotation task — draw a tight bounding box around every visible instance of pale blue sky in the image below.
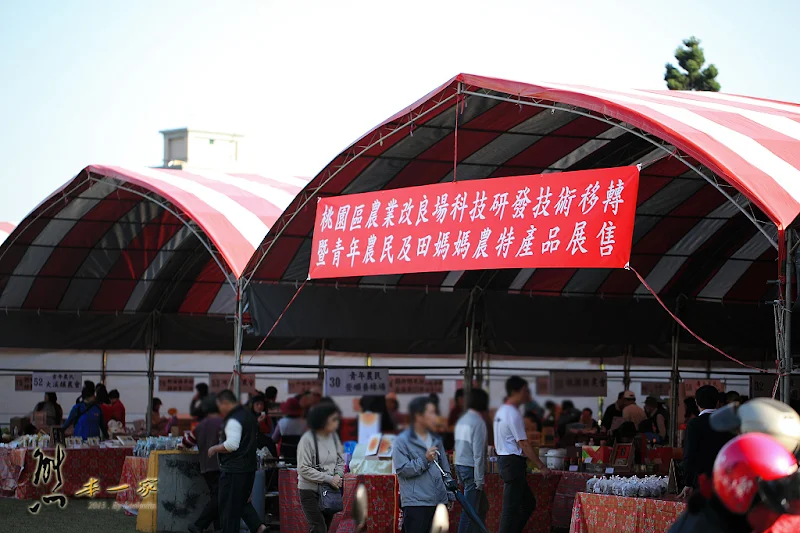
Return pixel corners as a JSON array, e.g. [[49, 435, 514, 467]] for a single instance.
[[1, 0, 798, 224]]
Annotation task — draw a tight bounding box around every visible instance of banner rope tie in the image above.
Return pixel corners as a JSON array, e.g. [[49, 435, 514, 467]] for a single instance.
[[626, 264, 784, 385], [245, 278, 309, 366]]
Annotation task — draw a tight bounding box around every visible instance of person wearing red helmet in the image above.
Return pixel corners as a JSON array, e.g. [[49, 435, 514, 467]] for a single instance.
[[668, 433, 800, 533]]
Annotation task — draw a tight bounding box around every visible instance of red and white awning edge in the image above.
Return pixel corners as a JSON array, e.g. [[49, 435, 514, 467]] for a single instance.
[[87, 165, 308, 278], [0, 166, 309, 314]]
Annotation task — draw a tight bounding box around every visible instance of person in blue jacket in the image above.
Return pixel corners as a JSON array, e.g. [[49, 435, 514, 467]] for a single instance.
[[392, 396, 454, 533], [63, 381, 108, 440]]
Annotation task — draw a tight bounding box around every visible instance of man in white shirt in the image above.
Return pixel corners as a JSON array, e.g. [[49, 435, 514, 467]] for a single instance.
[[494, 377, 550, 533], [455, 388, 490, 533]]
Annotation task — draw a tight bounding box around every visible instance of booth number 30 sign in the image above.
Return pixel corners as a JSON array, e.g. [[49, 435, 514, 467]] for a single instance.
[[324, 368, 388, 396]]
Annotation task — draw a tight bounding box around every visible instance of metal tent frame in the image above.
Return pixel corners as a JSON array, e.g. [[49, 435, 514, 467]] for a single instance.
[[240, 75, 799, 423]]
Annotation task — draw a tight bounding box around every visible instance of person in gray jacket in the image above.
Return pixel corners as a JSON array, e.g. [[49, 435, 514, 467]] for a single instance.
[[297, 402, 345, 533], [455, 389, 490, 533], [393, 396, 455, 533]]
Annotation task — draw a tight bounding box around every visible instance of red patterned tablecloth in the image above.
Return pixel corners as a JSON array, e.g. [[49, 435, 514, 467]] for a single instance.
[[0, 448, 24, 497], [552, 472, 596, 530], [279, 470, 562, 533], [114, 456, 148, 514], [0, 446, 134, 500], [449, 473, 560, 533], [279, 470, 399, 533], [569, 492, 685, 533]]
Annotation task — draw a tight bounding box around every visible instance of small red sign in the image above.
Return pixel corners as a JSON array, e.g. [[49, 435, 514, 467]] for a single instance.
[[210, 373, 257, 394], [15, 375, 32, 391], [535, 376, 550, 396]]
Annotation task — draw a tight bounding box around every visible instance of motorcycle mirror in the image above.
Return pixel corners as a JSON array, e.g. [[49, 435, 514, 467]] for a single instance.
[[352, 483, 368, 529], [431, 503, 449, 533]]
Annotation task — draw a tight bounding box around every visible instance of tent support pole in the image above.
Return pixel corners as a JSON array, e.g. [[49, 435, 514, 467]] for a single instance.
[[598, 360, 605, 417], [318, 340, 326, 381], [233, 280, 243, 399], [146, 313, 157, 437], [464, 322, 474, 409], [475, 329, 483, 388], [783, 231, 794, 404], [623, 345, 632, 391], [101, 350, 107, 384], [464, 293, 476, 408], [669, 303, 681, 448]]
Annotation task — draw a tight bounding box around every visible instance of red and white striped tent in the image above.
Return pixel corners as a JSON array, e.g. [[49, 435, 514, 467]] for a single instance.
[[0, 165, 308, 349], [245, 74, 800, 360]]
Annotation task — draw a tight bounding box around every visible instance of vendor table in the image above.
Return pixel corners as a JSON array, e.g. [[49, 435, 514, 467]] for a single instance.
[[279, 469, 398, 533], [449, 472, 560, 533], [279, 469, 562, 533], [114, 456, 148, 515], [552, 472, 597, 530], [569, 492, 685, 533], [0, 446, 133, 500]]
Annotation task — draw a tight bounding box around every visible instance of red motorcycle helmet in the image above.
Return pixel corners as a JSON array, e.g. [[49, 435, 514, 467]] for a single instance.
[[713, 433, 798, 515]]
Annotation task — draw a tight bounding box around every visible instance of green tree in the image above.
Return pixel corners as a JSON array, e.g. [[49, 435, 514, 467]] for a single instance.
[[664, 36, 720, 92]]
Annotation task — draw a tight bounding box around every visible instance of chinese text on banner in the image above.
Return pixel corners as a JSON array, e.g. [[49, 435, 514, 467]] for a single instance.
[[309, 167, 639, 278]]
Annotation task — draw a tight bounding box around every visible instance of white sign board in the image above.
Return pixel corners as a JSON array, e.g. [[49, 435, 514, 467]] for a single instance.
[[324, 368, 388, 396], [32, 372, 82, 392], [750, 374, 799, 401], [550, 371, 607, 397]]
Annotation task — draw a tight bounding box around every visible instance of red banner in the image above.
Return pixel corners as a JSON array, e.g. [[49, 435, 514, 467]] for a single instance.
[[309, 167, 639, 279]]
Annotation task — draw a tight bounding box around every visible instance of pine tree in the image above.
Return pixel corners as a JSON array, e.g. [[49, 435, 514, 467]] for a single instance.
[[664, 37, 720, 92]]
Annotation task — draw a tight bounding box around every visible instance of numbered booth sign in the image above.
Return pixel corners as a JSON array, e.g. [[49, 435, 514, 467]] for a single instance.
[[324, 368, 389, 396]]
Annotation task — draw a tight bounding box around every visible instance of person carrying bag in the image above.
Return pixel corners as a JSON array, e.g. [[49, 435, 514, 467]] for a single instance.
[[297, 402, 345, 533]]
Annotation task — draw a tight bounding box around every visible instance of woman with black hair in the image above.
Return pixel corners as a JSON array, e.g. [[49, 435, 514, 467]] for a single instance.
[[191, 383, 210, 420], [76, 380, 95, 404], [95, 384, 113, 432], [249, 395, 272, 434], [151, 398, 170, 436], [296, 402, 345, 533]]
